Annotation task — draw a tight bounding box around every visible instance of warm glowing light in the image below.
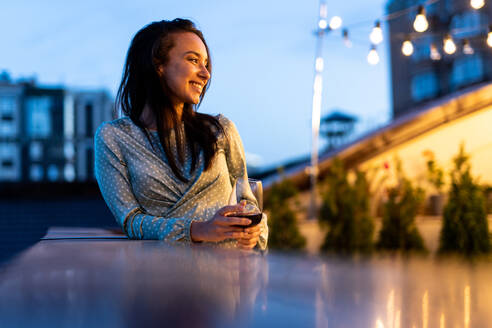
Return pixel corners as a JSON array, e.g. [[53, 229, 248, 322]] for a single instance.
[[487, 29, 492, 47], [318, 19, 328, 30], [470, 0, 485, 9], [342, 29, 352, 48], [329, 16, 342, 30], [430, 44, 441, 60], [402, 40, 414, 56], [367, 46, 380, 65], [440, 313, 445, 328], [464, 285, 470, 328], [315, 57, 324, 72], [375, 318, 384, 328], [313, 74, 322, 93], [413, 6, 429, 32], [463, 39, 474, 54], [422, 290, 429, 328], [387, 289, 395, 328], [395, 310, 401, 328], [370, 21, 383, 45], [444, 35, 457, 54]]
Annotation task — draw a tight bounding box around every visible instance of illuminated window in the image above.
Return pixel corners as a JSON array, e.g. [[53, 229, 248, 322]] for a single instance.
[[26, 96, 52, 138], [29, 142, 43, 160], [411, 72, 439, 101], [47, 164, 59, 181], [30, 164, 43, 181]]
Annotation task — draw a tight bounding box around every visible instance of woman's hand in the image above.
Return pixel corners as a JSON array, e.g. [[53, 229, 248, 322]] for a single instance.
[[190, 203, 252, 243], [237, 224, 261, 250]]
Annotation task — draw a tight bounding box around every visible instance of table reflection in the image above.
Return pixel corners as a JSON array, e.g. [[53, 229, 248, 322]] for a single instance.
[[1, 240, 492, 327]]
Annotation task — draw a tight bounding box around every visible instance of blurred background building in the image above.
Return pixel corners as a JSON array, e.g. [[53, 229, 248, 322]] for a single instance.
[[0, 72, 113, 183], [387, 0, 492, 118]]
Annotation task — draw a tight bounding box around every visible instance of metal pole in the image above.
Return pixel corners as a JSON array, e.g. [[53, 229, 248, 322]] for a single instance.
[[309, 1, 327, 220]]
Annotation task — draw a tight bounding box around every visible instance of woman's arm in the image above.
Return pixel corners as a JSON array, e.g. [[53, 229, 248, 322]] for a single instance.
[[95, 123, 197, 242], [220, 116, 268, 250]]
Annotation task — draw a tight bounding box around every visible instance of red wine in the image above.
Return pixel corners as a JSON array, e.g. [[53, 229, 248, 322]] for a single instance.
[[228, 213, 263, 228]]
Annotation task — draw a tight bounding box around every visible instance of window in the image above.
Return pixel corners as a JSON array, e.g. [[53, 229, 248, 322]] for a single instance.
[[450, 54, 484, 89], [47, 164, 59, 181], [63, 142, 74, 160], [0, 96, 17, 137], [450, 11, 488, 38], [30, 164, 43, 181], [29, 142, 43, 160], [64, 164, 75, 182], [411, 72, 439, 102], [26, 96, 52, 138]]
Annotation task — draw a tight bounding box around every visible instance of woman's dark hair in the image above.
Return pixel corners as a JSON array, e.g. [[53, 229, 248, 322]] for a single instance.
[[116, 18, 224, 182]]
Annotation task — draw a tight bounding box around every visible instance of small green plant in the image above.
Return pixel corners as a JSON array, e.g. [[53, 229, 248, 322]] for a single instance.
[[438, 145, 490, 255], [376, 158, 427, 253], [319, 158, 374, 254], [423, 150, 445, 194], [264, 176, 306, 251]]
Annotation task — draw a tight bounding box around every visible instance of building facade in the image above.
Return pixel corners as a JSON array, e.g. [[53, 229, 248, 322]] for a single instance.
[[0, 73, 113, 182], [386, 0, 492, 118]]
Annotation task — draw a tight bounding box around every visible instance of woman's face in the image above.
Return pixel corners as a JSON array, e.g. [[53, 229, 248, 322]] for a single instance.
[[159, 32, 210, 107]]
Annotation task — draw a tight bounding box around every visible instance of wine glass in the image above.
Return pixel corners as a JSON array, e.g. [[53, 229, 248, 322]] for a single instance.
[[229, 178, 263, 227], [247, 179, 263, 212]]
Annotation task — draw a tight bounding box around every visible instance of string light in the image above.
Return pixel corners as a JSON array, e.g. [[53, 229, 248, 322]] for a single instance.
[[430, 44, 441, 60], [367, 45, 380, 65], [329, 16, 342, 30], [463, 39, 474, 54], [413, 5, 429, 32], [470, 0, 485, 9], [443, 34, 456, 54], [402, 39, 414, 56], [370, 21, 383, 45], [342, 29, 352, 48], [487, 26, 492, 47]]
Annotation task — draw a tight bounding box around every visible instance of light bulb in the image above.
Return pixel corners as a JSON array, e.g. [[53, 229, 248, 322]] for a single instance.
[[470, 0, 485, 9], [318, 19, 328, 30], [402, 40, 414, 56], [487, 30, 492, 47], [370, 21, 383, 45], [443, 35, 456, 54], [367, 46, 380, 65], [329, 16, 342, 30], [342, 29, 352, 48], [413, 6, 429, 32], [430, 44, 441, 60], [463, 39, 474, 55]]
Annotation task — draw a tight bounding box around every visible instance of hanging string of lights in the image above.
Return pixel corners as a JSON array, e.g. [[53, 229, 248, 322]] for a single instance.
[[316, 0, 492, 65]]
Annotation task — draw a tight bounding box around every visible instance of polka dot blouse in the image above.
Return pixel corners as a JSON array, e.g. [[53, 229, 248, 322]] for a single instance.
[[94, 114, 268, 249]]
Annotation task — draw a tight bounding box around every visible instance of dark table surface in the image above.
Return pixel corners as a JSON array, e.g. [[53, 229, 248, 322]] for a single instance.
[[1, 228, 491, 328]]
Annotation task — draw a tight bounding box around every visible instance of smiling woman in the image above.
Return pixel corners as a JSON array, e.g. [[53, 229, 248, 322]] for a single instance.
[[94, 19, 268, 250]]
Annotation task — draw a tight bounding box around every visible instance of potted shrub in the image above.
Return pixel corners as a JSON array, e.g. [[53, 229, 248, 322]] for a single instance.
[[376, 158, 427, 253], [318, 158, 374, 255], [264, 175, 306, 251], [422, 150, 445, 215], [438, 145, 490, 255]]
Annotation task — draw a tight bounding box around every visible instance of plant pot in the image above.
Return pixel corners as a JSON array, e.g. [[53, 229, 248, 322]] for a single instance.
[[429, 194, 444, 216]]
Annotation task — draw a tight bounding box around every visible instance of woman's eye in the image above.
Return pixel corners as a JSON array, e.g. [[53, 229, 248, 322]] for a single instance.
[[188, 58, 198, 64]]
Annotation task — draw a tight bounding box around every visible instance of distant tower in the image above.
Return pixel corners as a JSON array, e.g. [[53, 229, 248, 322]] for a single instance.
[[320, 110, 357, 150], [386, 0, 492, 118]]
